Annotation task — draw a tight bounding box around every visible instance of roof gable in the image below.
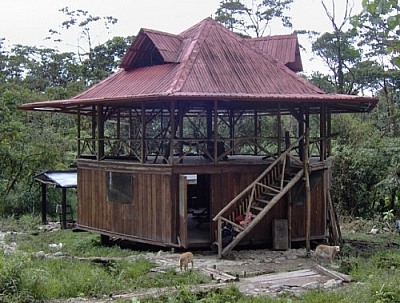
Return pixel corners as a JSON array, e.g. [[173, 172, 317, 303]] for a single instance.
[[246, 34, 303, 72], [120, 28, 183, 70]]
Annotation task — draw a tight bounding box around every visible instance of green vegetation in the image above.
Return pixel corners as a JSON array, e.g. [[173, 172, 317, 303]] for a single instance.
[[0, 216, 399, 302]]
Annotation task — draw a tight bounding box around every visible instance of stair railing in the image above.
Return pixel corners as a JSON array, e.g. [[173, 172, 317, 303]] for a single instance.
[[212, 135, 304, 257]]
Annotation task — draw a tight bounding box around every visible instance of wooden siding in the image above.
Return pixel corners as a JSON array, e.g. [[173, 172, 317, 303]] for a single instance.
[[77, 159, 327, 248], [290, 171, 326, 241], [78, 165, 175, 246]]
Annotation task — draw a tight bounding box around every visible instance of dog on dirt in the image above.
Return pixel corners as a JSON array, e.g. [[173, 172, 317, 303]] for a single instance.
[[312, 244, 340, 264], [179, 251, 194, 271]]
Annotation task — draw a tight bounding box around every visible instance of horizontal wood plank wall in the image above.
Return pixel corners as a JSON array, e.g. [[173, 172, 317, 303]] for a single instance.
[[78, 165, 174, 246]]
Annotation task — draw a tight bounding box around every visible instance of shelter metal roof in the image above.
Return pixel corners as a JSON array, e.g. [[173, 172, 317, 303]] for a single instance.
[[34, 170, 77, 188]]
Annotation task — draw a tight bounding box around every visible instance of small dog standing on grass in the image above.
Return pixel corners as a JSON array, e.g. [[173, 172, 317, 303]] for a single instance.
[[179, 252, 194, 271], [312, 244, 340, 264]]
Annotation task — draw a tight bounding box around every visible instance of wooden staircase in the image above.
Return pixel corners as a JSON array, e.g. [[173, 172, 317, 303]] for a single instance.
[[213, 136, 305, 258]]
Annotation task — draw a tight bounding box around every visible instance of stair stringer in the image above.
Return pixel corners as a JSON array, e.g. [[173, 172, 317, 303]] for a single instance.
[[220, 168, 304, 257]]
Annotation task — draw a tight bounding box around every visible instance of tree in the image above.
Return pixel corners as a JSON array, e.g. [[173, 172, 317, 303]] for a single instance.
[[352, 0, 400, 137], [215, 0, 293, 37], [311, 30, 361, 94], [47, 7, 121, 84], [354, 0, 400, 67]]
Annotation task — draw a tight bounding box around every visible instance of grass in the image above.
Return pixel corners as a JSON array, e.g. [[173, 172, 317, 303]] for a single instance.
[[1, 214, 400, 302]]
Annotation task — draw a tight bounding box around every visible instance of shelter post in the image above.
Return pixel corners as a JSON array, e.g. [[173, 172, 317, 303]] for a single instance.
[[61, 188, 67, 229], [41, 183, 47, 225]]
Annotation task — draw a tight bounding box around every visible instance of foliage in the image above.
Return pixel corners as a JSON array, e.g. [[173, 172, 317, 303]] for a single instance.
[[0, 222, 211, 302], [352, 0, 400, 67], [214, 0, 293, 37]]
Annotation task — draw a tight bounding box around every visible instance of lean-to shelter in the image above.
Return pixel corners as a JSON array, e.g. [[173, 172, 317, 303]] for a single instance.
[[20, 18, 377, 257]]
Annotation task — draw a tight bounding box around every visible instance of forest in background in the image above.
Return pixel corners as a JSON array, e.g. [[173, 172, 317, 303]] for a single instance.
[[1, 0, 400, 220]]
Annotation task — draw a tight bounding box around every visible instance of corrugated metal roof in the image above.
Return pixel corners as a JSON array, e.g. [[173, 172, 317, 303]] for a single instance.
[[246, 34, 303, 72], [19, 17, 378, 113], [34, 170, 77, 188]]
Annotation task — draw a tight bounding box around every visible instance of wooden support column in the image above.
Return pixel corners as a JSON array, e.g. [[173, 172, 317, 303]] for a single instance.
[[320, 104, 326, 161], [327, 107, 332, 157], [229, 109, 234, 154], [213, 100, 218, 164], [96, 105, 104, 161], [141, 102, 146, 163], [298, 106, 304, 160], [286, 131, 292, 247], [169, 101, 176, 165], [277, 104, 282, 155], [61, 188, 67, 229], [178, 102, 184, 161], [77, 106, 81, 156], [41, 183, 47, 225], [254, 110, 258, 155], [91, 106, 96, 154], [304, 108, 311, 252]]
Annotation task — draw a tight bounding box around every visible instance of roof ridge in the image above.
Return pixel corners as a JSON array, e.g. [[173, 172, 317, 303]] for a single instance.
[[166, 18, 213, 94], [250, 33, 297, 41], [141, 28, 183, 40]]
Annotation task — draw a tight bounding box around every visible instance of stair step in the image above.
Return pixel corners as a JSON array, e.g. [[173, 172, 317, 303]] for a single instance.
[[285, 171, 301, 177], [256, 198, 270, 204], [251, 205, 264, 212]]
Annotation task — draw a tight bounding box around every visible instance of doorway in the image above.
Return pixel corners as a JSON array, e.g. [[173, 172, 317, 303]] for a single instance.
[[186, 174, 211, 246]]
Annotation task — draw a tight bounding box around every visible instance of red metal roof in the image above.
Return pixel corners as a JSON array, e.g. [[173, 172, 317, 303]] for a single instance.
[[20, 17, 378, 114], [246, 34, 303, 72]]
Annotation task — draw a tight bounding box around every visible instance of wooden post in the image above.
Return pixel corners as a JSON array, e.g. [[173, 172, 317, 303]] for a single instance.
[[169, 101, 176, 165], [305, 127, 311, 252], [285, 130, 291, 247], [96, 105, 104, 160], [298, 106, 304, 160], [141, 102, 146, 163], [77, 106, 81, 156], [91, 106, 96, 155], [61, 188, 67, 229], [213, 100, 218, 163], [41, 183, 47, 225], [327, 107, 332, 157], [217, 217, 222, 258], [254, 110, 258, 155], [277, 104, 282, 155], [320, 104, 326, 161]]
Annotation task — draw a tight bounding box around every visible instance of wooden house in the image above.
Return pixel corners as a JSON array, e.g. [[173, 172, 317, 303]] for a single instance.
[[20, 18, 378, 257]]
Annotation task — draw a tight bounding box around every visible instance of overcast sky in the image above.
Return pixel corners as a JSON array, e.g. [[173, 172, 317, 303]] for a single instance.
[[1, 0, 362, 74]]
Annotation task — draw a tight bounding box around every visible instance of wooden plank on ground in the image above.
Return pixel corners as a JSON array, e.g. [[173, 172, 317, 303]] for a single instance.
[[315, 265, 352, 282], [200, 267, 239, 282], [245, 269, 323, 287]]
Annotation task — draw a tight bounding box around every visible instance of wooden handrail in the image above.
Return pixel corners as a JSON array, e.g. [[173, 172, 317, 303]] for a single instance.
[[212, 134, 304, 222]]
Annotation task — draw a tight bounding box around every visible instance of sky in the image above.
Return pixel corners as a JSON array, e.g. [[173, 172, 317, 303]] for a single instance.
[[1, 0, 363, 74]]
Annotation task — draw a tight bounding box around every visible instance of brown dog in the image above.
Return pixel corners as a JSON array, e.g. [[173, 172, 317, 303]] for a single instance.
[[312, 244, 340, 264], [179, 252, 194, 271]]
